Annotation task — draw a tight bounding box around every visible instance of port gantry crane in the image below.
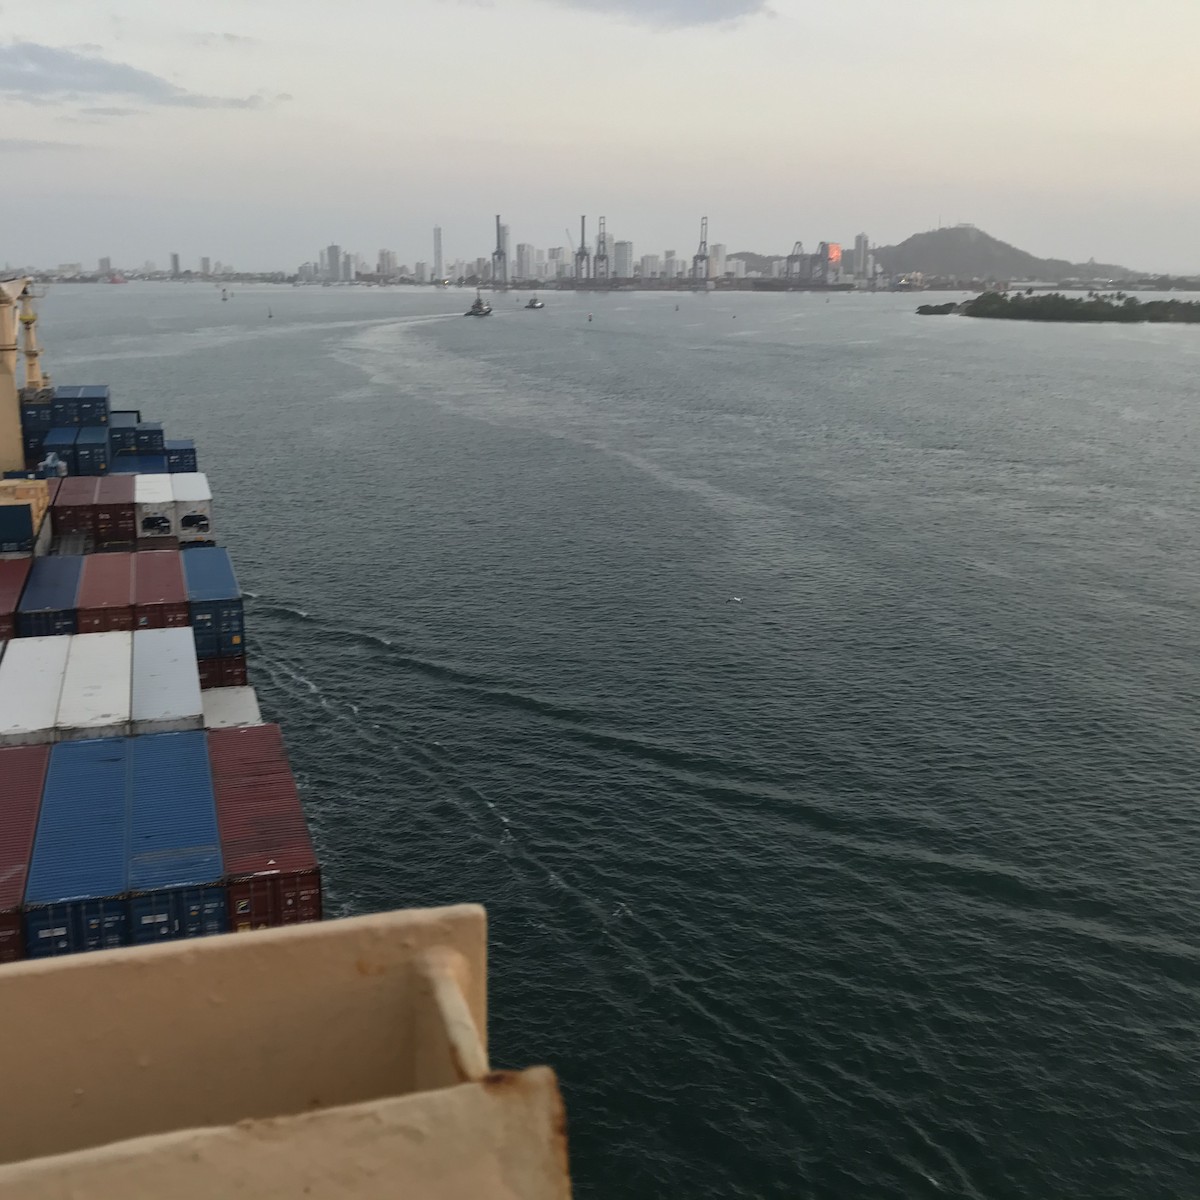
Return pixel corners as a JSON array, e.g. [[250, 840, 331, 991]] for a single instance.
[[593, 216, 610, 281], [692, 216, 710, 282], [491, 215, 508, 289], [785, 240, 807, 281], [572, 216, 591, 281]]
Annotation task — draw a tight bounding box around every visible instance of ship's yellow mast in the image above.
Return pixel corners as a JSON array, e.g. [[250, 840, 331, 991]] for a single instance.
[[19, 287, 48, 393], [0, 275, 29, 473]]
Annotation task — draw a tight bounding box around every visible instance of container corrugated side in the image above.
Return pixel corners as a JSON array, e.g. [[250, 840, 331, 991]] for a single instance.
[[16, 555, 83, 637], [49, 476, 98, 537], [0, 559, 32, 641], [0, 635, 71, 746], [55, 631, 133, 741], [131, 627, 203, 736], [127, 731, 226, 943], [23, 738, 129, 957], [208, 724, 321, 929], [134, 473, 176, 541], [181, 546, 245, 659], [0, 744, 51, 963], [77, 552, 136, 632], [94, 474, 136, 545], [132, 549, 188, 629], [198, 655, 249, 690], [201, 686, 263, 729]]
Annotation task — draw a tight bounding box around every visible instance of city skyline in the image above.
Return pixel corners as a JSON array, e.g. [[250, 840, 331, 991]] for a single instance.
[[5, 2, 1200, 274]]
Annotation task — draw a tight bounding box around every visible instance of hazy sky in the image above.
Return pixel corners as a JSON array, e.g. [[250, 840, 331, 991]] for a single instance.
[[3, 0, 1198, 272]]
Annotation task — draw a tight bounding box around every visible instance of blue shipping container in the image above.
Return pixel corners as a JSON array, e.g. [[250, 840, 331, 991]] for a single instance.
[[22, 432, 43, 462], [135, 422, 164, 451], [41, 427, 79, 473], [127, 732, 227, 943], [51, 386, 82, 427], [75, 426, 110, 476], [17, 555, 83, 636], [109, 411, 140, 452], [182, 547, 245, 658], [20, 402, 53, 432], [76, 384, 111, 427], [165, 439, 198, 473], [109, 454, 168, 475], [0, 504, 35, 553], [23, 739, 130, 958]]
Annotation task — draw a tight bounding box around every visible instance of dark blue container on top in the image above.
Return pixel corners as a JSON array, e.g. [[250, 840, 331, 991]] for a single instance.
[[135, 422, 164, 451], [23, 739, 130, 958], [74, 426, 110, 476], [40, 427, 79, 473], [22, 431, 43, 462], [127, 732, 227, 944], [182, 547, 245, 658], [20, 401, 53, 431], [50, 386, 81, 426], [17, 555, 83, 636], [109, 454, 168, 474], [0, 504, 35, 553], [108, 411, 141, 452], [165, 439, 198, 473], [76, 384, 111, 426]]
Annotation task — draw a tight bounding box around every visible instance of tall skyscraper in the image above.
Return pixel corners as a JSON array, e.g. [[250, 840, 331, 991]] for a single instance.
[[415, 262, 429, 283], [98, 257, 111, 274], [515, 244, 535, 280], [169, 253, 181, 278], [708, 244, 727, 277], [378, 250, 398, 276], [433, 226, 443, 280], [200, 256, 211, 276], [326, 244, 342, 282], [640, 254, 661, 279], [614, 241, 634, 279], [854, 234, 869, 278], [342, 252, 354, 281]]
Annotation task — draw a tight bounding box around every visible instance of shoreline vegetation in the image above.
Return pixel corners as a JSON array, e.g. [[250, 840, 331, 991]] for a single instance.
[[918, 292, 1200, 323]]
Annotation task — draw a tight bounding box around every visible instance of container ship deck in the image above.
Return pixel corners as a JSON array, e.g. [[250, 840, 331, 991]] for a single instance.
[[0, 277, 321, 962]]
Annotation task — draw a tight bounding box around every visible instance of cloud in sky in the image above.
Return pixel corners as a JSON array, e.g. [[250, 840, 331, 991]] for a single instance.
[[0, 137, 83, 151], [0, 41, 268, 109], [190, 32, 260, 49], [544, 0, 770, 27]]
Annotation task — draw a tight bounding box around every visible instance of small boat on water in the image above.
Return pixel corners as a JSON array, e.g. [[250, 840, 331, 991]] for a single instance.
[[525, 297, 545, 310], [465, 290, 492, 317]]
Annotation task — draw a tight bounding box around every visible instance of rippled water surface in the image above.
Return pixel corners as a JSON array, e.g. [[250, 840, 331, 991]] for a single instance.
[[43, 283, 1200, 1198]]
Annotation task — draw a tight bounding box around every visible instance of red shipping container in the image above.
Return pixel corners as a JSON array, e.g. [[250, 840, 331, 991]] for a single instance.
[[218, 655, 248, 687], [0, 744, 51, 963], [50, 476, 100, 537], [197, 658, 220, 689], [132, 548, 188, 629], [208, 724, 321, 930], [77, 552, 136, 632], [94, 475, 135, 546], [45, 479, 62, 505], [0, 558, 32, 642]]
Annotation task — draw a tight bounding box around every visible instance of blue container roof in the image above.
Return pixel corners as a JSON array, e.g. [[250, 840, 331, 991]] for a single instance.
[[42, 428, 79, 447], [128, 732, 223, 891], [76, 427, 109, 446], [165, 439, 195, 450], [80, 385, 110, 400], [18, 555, 83, 613], [136, 421, 163, 432], [26, 739, 129, 904], [53, 386, 82, 401], [182, 546, 240, 602], [109, 411, 140, 427]]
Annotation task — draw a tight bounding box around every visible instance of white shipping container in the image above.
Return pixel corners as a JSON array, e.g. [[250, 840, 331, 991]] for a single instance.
[[131, 627, 203, 736], [0, 635, 72, 746], [170, 472, 214, 544], [201, 685, 263, 730], [134, 474, 176, 541], [55, 630, 133, 740]]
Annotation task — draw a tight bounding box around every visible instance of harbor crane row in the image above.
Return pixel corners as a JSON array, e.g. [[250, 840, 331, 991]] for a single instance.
[[786, 241, 807, 281], [692, 217, 710, 282], [573, 217, 591, 281], [594, 217, 610, 281]]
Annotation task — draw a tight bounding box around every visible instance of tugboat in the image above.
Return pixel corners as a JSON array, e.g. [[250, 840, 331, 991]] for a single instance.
[[525, 297, 545, 309], [465, 290, 493, 317]]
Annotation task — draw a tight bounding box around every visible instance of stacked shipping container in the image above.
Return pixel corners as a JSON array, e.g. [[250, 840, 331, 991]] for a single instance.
[[0, 379, 320, 964]]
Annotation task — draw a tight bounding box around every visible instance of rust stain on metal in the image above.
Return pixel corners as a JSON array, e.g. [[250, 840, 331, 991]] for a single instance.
[[354, 958, 386, 977], [481, 1070, 520, 1091]]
